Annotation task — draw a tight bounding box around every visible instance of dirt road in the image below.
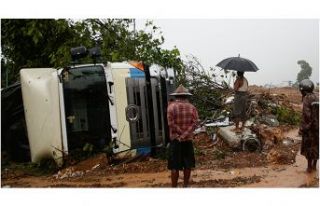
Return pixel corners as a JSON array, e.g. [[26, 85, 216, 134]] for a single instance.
[[1, 128, 318, 188]]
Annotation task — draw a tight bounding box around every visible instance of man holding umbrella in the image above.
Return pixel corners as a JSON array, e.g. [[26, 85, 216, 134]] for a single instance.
[[216, 55, 259, 133]]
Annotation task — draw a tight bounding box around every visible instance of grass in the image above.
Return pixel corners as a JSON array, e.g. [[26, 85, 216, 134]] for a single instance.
[[272, 106, 301, 125]]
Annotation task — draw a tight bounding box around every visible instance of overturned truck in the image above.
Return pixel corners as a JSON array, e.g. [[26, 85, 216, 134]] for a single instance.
[[2, 48, 175, 166]]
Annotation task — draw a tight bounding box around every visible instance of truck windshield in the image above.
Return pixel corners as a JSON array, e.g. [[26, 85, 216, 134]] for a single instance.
[[62, 65, 111, 151]]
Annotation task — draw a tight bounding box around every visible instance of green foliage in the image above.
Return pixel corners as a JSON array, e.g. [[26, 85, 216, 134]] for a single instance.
[[296, 60, 312, 83], [1, 19, 79, 87], [1, 19, 183, 87], [272, 106, 301, 125], [181, 55, 230, 119], [1, 19, 228, 120]]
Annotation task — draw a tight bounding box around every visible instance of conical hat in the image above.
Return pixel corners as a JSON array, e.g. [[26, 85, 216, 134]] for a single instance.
[[170, 84, 192, 96]]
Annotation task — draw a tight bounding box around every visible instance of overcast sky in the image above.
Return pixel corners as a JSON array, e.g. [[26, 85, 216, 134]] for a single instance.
[[137, 19, 319, 86]]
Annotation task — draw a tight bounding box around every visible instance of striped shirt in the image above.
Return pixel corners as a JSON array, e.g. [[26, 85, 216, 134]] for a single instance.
[[167, 99, 199, 141]]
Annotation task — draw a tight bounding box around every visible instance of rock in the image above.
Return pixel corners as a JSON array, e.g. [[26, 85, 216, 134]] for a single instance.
[[267, 103, 278, 108], [282, 138, 295, 146], [261, 115, 279, 127], [92, 164, 100, 170], [70, 171, 84, 178], [60, 173, 69, 179]]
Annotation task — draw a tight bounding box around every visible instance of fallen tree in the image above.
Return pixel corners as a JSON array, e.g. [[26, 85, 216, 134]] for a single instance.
[[177, 55, 232, 118]]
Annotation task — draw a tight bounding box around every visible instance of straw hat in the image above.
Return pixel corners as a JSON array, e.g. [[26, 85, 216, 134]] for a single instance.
[[170, 84, 192, 96]]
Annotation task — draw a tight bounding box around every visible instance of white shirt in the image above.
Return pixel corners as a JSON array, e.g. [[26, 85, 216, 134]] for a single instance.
[[238, 77, 248, 92]]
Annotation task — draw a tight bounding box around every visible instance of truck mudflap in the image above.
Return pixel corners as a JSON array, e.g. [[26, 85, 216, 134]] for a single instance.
[[20, 68, 64, 166]]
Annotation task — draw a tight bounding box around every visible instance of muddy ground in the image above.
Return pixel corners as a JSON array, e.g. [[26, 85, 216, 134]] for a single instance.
[[1, 128, 318, 188], [1, 87, 319, 188], [249, 86, 303, 104]]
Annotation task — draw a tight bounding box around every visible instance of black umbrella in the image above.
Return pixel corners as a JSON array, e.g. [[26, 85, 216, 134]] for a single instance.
[[216, 55, 259, 72]]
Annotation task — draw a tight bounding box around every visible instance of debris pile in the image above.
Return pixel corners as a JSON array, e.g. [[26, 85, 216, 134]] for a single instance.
[[246, 92, 301, 126], [242, 91, 301, 164], [250, 124, 284, 148], [266, 138, 300, 165], [198, 87, 303, 166], [52, 153, 108, 179], [53, 167, 85, 179]]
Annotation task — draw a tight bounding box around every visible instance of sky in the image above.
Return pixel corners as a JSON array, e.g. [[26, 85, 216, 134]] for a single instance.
[[137, 19, 319, 86]]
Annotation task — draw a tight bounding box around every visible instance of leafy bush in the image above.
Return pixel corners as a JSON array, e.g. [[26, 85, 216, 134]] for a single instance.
[[181, 55, 231, 119], [272, 106, 301, 125]]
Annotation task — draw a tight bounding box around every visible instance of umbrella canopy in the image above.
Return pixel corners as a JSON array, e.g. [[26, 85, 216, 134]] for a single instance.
[[216, 56, 259, 72]]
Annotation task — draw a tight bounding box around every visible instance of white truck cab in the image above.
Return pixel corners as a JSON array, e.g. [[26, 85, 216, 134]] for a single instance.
[[19, 61, 175, 166]]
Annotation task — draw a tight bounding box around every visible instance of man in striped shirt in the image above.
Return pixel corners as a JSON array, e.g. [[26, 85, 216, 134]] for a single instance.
[[167, 85, 199, 187]]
